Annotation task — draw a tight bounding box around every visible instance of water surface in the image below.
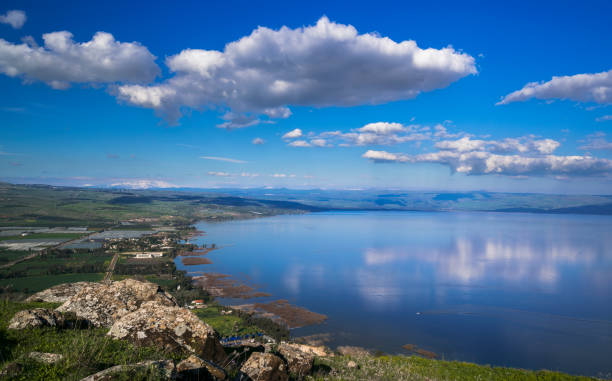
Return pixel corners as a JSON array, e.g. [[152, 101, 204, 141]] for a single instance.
[[178, 211, 612, 376]]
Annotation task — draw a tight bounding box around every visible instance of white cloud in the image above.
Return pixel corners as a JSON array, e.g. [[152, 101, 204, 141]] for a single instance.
[[310, 138, 327, 147], [252, 137, 265, 145], [0, 10, 26, 29], [363, 149, 612, 176], [498, 69, 612, 105], [216, 112, 260, 129], [207, 171, 231, 177], [287, 121, 433, 148], [434, 136, 560, 154], [117, 16, 476, 124], [109, 179, 177, 189], [208, 171, 259, 177], [283, 128, 303, 139], [596, 115, 612, 122], [288, 140, 311, 147], [357, 122, 405, 135], [580, 132, 612, 151], [0, 31, 159, 89], [200, 155, 247, 163]]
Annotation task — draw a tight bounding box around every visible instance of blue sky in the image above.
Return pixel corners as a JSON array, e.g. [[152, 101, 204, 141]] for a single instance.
[[1, 0, 611, 193]]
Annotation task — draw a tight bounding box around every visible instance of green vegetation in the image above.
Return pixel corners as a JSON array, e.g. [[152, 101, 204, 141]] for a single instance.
[[193, 304, 289, 341], [0, 273, 104, 294], [0, 233, 87, 242], [0, 250, 28, 264], [308, 354, 602, 381], [0, 183, 318, 228], [0, 299, 176, 380]]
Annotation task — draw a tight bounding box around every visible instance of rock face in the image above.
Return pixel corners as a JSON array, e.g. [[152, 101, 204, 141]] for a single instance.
[[8, 308, 64, 330], [28, 352, 64, 364], [56, 279, 177, 327], [277, 342, 315, 376], [79, 360, 175, 381], [26, 282, 92, 303], [108, 301, 227, 365], [240, 353, 288, 381]]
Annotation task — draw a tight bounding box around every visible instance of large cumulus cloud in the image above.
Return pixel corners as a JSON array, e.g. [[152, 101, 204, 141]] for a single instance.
[[0, 31, 159, 89], [498, 69, 612, 105], [118, 16, 477, 126], [363, 136, 612, 177]]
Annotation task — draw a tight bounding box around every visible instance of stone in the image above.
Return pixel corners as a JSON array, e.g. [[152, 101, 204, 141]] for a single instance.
[[177, 355, 226, 380], [26, 282, 92, 303], [56, 279, 177, 327], [347, 360, 359, 369], [79, 360, 175, 381], [8, 308, 64, 330], [277, 342, 315, 376], [108, 301, 227, 365], [239, 352, 288, 381], [28, 352, 64, 364]]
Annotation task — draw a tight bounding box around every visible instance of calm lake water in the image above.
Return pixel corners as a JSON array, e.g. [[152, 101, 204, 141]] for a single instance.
[[178, 211, 612, 376]]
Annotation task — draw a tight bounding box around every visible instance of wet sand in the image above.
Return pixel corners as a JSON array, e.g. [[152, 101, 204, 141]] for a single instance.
[[234, 300, 328, 329], [181, 257, 213, 265], [193, 273, 271, 299]]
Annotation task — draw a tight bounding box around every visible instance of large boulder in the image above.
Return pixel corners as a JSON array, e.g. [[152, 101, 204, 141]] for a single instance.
[[26, 282, 92, 303], [8, 308, 64, 330], [277, 342, 317, 376], [108, 301, 227, 365], [239, 352, 288, 381], [56, 279, 177, 327]]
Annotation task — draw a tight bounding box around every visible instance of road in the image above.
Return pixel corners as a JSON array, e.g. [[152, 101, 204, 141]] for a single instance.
[[103, 251, 119, 282]]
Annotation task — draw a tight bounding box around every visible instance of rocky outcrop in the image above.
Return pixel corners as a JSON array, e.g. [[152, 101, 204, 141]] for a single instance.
[[56, 279, 177, 327], [26, 282, 92, 303], [108, 301, 227, 365], [79, 360, 175, 381], [239, 352, 288, 381], [177, 355, 226, 380], [28, 352, 64, 364], [277, 342, 315, 376], [8, 308, 64, 330]]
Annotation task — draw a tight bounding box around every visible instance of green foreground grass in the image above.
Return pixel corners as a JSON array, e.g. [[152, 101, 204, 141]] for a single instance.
[[308, 354, 603, 381], [0, 300, 177, 381]]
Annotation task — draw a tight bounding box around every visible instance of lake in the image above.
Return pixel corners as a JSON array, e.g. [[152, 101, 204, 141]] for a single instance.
[[177, 211, 612, 377]]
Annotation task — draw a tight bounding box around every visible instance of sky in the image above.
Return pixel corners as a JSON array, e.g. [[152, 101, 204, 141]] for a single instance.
[[1, 0, 611, 194]]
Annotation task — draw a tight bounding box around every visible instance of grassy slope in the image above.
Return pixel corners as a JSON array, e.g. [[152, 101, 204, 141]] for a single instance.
[[309, 354, 602, 381]]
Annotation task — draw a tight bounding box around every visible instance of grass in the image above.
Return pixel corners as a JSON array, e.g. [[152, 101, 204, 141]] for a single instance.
[[307, 354, 603, 381], [0, 273, 104, 293], [194, 305, 261, 338], [0, 299, 178, 381]]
